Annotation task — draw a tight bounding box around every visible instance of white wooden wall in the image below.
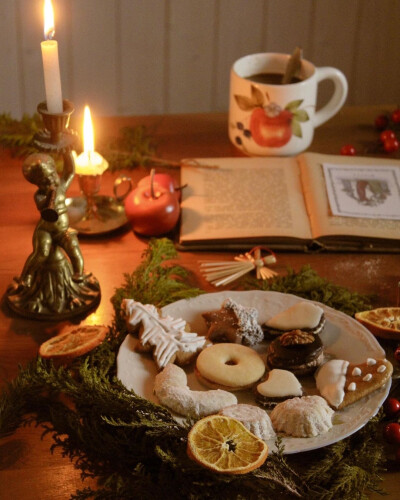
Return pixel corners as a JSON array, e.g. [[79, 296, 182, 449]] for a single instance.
[[1, 0, 399, 119]]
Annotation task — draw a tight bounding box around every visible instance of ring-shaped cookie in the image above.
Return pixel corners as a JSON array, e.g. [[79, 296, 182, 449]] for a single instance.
[[196, 343, 265, 390]]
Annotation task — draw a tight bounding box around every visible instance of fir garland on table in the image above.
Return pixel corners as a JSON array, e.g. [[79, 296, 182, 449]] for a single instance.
[[0, 239, 386, 500], [0, 112, 177, 172]]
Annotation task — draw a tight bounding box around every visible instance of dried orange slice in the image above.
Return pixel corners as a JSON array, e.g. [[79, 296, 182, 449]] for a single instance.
[[39, 324, 107, 360], [187, 415, 268, 474], [355, 308, 400, 340]]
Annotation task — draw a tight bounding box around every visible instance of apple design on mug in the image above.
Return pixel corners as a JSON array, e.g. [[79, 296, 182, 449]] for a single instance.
[[250, 103, 293, 148], [233, 85, 310, 150]]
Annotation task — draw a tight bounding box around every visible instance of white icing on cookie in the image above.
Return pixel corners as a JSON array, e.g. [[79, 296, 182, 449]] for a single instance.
[[348, 382, 356, 391], [367, 358, 376, 366], [363, 373, 372, 382], [257, 369, 302, 398], [377, 364, 387, 373], [315, 359, 349, 408], [266, 301, 324, 330], [122, 298, 206, 368], [352, 367, 362, 376]]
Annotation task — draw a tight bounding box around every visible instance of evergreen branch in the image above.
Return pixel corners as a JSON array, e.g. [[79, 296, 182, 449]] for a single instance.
[[242, 265, 373, 316], [0, 238, 386, 499]]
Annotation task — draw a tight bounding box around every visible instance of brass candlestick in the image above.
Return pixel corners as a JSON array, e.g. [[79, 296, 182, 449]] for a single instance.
[[6, 100, 101, 320]]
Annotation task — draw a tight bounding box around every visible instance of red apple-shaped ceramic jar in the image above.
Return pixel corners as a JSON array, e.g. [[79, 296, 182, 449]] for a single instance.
[[124, 170, 180, 236]]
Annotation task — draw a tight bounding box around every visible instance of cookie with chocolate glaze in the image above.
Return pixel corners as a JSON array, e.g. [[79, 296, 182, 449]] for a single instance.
[[267, 329, 324, 376]]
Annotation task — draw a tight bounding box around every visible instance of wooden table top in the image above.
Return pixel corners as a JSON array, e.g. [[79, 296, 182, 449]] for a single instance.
[[0, 106, 399, 499]]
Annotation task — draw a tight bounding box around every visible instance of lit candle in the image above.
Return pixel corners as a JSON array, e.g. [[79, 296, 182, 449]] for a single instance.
[[75, 106, 109, 175], [41, 0, 63, 113]]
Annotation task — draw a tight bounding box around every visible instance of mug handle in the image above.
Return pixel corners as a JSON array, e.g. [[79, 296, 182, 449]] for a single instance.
[[113, 175, 133, 202], [313, 67, 348, 128]]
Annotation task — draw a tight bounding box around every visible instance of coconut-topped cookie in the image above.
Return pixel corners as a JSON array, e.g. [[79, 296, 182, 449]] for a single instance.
[[202, 298, 264, 346], [263, 301, 325, 337]]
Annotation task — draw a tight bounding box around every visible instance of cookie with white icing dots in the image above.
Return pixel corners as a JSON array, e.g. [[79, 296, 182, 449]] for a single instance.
[[263, 301, 325, 337], [315, 358, 393, 410]]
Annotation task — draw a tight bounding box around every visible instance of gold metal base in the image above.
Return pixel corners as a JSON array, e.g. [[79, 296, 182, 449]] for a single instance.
[[66, 195, 128, 235]]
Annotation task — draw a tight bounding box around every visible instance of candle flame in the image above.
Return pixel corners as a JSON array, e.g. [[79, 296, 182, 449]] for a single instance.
[[44, 0, 55, 40], [83, 106, 95, 153]]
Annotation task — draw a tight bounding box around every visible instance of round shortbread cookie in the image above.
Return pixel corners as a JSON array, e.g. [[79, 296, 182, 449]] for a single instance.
[[196, 343, 265, 390]]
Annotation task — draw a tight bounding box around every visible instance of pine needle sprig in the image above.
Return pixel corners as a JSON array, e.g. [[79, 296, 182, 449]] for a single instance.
[[0, 112, 41, 156], [111, 238, 203, 331], [242, 265, 373, 316], [99, 125, 156, 172]]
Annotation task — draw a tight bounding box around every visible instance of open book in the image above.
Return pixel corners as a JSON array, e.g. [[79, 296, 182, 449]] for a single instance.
[[178, 153, 400, 252]]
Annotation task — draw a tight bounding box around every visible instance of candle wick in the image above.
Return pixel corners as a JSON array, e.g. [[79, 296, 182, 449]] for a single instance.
[[45, 29, 55, 41], [88, 150, 92, 163]]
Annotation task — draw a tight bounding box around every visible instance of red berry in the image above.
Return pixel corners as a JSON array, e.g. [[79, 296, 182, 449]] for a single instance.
[[375, 114, 389, 130], [340, 144, 356, 156], [380, 129, 396, 143], [384, 137, 399, 153], [391, 109, 400, 124], [383, 422, 400, 444], [384, 398, 400, 418]]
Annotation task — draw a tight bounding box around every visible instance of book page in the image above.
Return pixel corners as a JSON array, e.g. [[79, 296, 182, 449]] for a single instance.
[[298, 153, 400, 240], [179, 157, 312, 244]]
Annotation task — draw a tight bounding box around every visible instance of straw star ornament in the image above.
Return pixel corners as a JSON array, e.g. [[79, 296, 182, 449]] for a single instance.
[[200, 247, 278, 287]]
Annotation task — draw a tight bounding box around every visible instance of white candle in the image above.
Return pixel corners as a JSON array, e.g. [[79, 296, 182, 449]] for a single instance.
[[41, 0, 63, 113], [75, 106, 109, 175]]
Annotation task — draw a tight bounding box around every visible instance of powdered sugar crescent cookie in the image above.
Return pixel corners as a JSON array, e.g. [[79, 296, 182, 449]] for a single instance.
[[315, 358, 393, 410], [154, 363, 237, 418], [219, 404, 276, 441], [195, 343, 265, 391]]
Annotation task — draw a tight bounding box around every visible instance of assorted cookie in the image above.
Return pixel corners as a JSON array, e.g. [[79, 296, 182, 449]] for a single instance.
[[270, 395, 334, 438], [202, 298, 264, 346], [219, 404, 276, 441], [315, 357, 393, 410], [122, 298, 206, 370], [255, 369, 303, 409], [154, 363, 237, 418], [195, 343, 265, 391], [266, 329, 324, 375], [263, 301, 325, 338], [125, 296, 392, 443]]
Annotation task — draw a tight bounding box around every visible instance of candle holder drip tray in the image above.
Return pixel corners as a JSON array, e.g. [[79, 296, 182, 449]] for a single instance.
[[66, 195, 128, 235]]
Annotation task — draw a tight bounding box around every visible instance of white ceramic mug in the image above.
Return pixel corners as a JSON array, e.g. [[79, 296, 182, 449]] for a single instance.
[[229, 53, 348, 156]]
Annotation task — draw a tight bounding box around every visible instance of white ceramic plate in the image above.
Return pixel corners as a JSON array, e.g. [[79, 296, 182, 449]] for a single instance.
[[117, 290, 391, 454]]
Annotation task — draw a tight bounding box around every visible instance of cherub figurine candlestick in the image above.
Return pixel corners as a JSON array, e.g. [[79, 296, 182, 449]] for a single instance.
[[6, 100, 101, 320]]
